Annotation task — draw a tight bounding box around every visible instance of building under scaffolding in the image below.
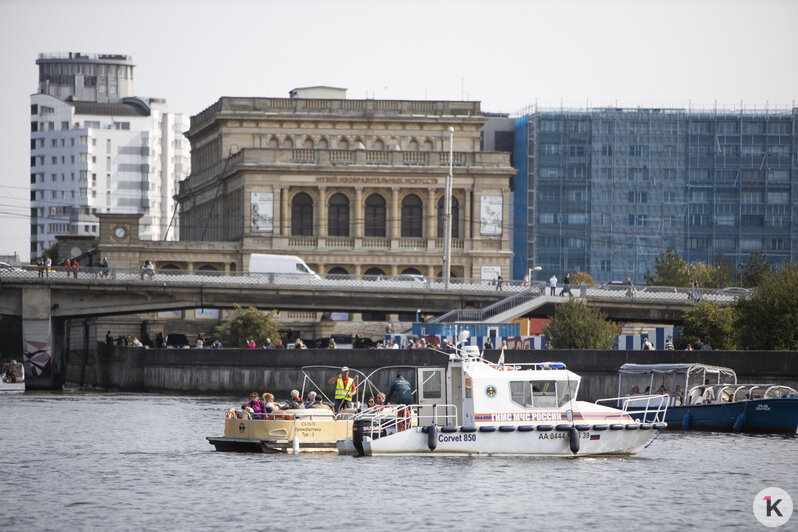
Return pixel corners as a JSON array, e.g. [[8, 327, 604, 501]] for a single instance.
[[513, 106, 797, 284]]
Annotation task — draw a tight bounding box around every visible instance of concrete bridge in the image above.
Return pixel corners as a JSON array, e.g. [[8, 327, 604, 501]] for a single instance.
[[0, 268, 738, 389]]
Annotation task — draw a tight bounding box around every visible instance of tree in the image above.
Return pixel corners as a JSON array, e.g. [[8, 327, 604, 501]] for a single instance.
[[214, 305, 282, 348], [644, 248, 691, 287], [543, 299, 620, 349], [571, 271, 594, 285], [675, 300, 737, 350], [739, 251, 771, 288], [691, 256, 735, 289], [734, 263, 798, 350]]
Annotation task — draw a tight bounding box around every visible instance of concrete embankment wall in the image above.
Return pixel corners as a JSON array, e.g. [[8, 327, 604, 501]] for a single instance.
[[65, 344, 798, 401]]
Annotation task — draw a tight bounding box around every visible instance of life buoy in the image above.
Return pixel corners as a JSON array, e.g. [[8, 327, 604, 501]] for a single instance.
[[269, 412, 294, 421], [226, 408, 237, 419], [397, 408, 411, 431]]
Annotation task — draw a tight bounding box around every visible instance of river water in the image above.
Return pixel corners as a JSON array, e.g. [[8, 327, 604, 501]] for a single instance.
[[1, 389, 795, 531]]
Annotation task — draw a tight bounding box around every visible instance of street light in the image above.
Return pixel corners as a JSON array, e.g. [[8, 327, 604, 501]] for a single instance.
[[528, 266, 542, 283], [443, 127, 454, 289]]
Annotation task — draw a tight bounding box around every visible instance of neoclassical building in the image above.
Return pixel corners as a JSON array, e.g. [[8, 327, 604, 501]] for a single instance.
[[175, 87, 515, 279]]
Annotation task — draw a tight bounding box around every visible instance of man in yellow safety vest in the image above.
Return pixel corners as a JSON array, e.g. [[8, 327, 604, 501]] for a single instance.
[[328, 366, 356, 412]]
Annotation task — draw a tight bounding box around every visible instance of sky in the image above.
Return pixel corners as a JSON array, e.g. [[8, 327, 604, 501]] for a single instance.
[[1, 0, 796, 262]]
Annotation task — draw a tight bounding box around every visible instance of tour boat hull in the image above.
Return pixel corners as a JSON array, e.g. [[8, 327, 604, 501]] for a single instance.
[[207, 412, 353, 453], [631, 398, 798, 434]]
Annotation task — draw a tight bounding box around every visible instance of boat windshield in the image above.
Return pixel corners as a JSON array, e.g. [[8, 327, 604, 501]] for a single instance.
[[509, 380, 577, 409]]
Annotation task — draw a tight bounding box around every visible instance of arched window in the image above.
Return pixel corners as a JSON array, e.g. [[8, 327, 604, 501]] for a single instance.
[[373, 139, 385, 150], [338, 138, 349, 149], [282, 137, 294, 149], [401, 268, 423, 275], [328, 193, 350, 237], [401, 194, 423, 238], [423, 139, 434, 151], [268, 137, 279, 148], [291, 192, 313, 236], [327, 267, 348, 278], [318, 138, 329, 149], [303, 138, 314, 149], [363, 267, 385, 277], [364, 194, 386, 237], [409, 139, 419, 151], [197, 265, 218, 272], [437, 196, 460, 238]]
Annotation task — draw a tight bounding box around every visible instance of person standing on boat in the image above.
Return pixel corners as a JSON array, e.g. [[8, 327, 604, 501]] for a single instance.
[[384, 374, 414, 405], [701, 379, 716, 404], [672, 385, 684, 406], [329, 367, 356, 412]]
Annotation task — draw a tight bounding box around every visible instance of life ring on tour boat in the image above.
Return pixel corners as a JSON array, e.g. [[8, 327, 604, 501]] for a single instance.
[[397, 408, 411, 431], [226, 408, 238, 419], [269, 412, 294, 421]]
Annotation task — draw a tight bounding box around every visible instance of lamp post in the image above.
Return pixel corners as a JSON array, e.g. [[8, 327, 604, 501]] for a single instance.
[[443, 126, 454, 289]]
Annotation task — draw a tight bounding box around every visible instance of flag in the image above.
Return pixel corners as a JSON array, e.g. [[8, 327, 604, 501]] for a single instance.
[[497, 348, 505, 369]]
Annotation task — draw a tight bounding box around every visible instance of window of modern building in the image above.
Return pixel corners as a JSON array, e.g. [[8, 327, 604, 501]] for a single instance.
[[364, 194, 386, 237], [327, 193, 350, 236], [767, 191, 789, 204], [401, 194, 423, 238], [742, 121, 765, 134], [436, 196, 459, 238], [601, 145, 612, 157], [291, 192, 313, 236]]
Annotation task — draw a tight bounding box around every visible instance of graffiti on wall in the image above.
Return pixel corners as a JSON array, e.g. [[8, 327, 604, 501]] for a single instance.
[[23, 320, 52, 378]]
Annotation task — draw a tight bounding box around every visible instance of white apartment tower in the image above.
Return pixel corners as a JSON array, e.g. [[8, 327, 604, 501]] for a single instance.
[[29, 53, 189, 257]]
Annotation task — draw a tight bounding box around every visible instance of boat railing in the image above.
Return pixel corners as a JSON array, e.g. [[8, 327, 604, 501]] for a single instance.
[[354, 403, 458, 439], [595, 394, 670, 423]]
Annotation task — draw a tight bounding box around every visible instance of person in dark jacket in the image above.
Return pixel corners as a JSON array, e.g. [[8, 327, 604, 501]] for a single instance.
[[280, 389, 305, 410], [384, 374, 414, 405]]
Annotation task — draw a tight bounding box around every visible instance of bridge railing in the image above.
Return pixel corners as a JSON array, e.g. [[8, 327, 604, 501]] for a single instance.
[[0, 267, 531, 294], [0, 267, 744, 305]]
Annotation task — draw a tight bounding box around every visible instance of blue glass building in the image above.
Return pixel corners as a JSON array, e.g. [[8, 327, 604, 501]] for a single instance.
[[512, 107, 797, 284]]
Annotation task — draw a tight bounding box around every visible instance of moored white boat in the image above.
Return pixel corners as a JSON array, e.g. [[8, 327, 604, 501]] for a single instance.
[[337, 343, 667, 457]]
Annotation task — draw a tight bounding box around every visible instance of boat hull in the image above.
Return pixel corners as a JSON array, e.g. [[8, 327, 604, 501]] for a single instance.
[[208, 415, 353, 453], [344, 424, 660, 457], [631, 398, 798, 434]]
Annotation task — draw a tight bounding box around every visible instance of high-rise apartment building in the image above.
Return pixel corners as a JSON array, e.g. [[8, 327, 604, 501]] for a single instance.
[[513, 107, 798, 283], [29, 53, 189, 257]]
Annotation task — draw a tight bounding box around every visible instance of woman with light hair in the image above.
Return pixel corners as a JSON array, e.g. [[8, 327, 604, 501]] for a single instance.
[[261, 393, 281, 414]]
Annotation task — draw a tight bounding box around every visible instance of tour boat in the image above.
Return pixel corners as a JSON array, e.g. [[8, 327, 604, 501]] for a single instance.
[[336, 343, 668, 457], [618, 363, 798, 434], [206, 366, 358, 453], [207, 408, 353, 453]]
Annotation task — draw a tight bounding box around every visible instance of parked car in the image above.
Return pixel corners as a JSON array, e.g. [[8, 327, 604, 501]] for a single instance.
[[164, 334, 190, 349], [721, 287, 751, 296], [389, 274, 428, 286]]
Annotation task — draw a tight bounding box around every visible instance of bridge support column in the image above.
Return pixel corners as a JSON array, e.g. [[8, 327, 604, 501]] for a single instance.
[[22, 286, 64, 390]]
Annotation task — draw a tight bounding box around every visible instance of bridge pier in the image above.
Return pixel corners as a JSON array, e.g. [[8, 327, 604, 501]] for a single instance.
[[22, 286, 64, 390]]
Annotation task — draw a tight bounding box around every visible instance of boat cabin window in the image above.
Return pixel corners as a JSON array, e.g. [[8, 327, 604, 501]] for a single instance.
[[420, 369, 442, 399], [509, 380, 576, 409]]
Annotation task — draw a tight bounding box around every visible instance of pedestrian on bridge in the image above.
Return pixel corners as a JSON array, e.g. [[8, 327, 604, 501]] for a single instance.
[[549, 274, 558, 296]]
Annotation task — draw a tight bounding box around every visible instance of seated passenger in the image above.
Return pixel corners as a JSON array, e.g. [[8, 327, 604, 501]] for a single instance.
[[280, 389, 306, 410], [304, 391, 319, 408], [657, 385, 667, 395], [261, 392, 281, 414], [376, 392, 386, 406], [242, 392, 266, 419], [629, 385, 641, 395], [672, 385, 684, 406], [366, 396, 376, 408]]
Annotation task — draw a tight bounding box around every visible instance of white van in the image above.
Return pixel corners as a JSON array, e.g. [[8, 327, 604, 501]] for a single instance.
[[247, 254, 320, 279]]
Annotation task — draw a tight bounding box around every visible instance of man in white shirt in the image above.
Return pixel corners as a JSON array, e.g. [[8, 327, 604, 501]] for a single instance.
[[549, 274, 558, 296]]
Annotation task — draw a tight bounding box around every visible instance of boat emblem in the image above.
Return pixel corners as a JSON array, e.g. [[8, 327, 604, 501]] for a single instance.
[[485, 385, 497, 398], [238, 423, 246, 432], [566, 410, 573, 422]]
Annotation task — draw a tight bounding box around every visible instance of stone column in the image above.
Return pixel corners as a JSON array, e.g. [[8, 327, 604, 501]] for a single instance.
[[427, 188, 437, 239], [354, 186, 363, 238], [465, 188, 472, 240], [390, 187, 400, 239], [22, 286, 59, 390], [318, 186, 327, 237], [281, 186, 289, 236]]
